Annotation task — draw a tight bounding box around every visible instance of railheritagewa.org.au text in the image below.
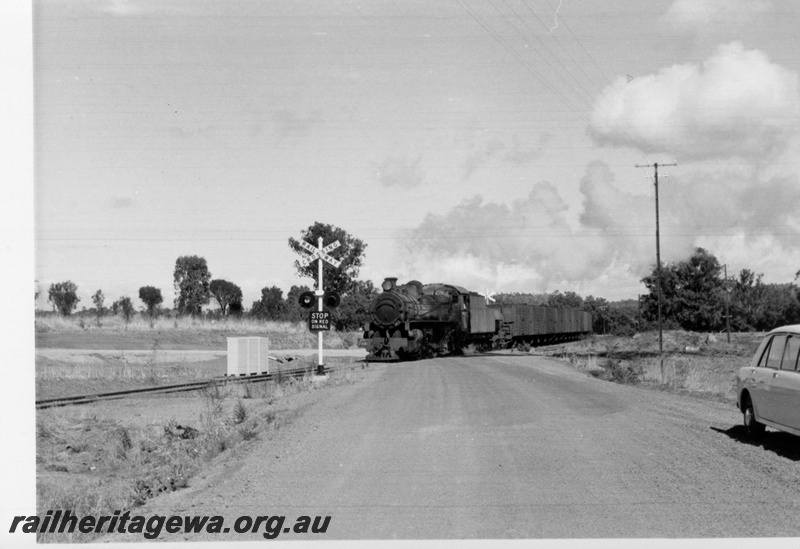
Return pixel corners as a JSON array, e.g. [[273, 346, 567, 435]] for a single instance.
[[9, 510, 331, 539]]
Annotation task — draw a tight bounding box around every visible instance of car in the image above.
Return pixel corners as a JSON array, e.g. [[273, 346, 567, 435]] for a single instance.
[[736, 325, 800, 437]]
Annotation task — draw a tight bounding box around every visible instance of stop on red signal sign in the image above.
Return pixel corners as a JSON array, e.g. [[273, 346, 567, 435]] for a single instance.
[[309, 309, 331, 332]]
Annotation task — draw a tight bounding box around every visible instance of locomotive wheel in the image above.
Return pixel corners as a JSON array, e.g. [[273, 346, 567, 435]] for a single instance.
[[419, 345, 436, 359], [397, 348, 418, 361]]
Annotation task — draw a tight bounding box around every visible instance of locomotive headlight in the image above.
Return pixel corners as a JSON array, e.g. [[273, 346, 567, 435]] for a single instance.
[[381, 277, 397, 292]]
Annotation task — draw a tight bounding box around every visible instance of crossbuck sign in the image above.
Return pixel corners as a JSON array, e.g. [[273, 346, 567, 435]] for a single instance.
[[298, 239, 341, 270], [299, 237, 341, 374]]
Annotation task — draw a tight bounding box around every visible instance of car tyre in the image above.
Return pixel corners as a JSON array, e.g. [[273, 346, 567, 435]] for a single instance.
[[743, 396, 765, 437]]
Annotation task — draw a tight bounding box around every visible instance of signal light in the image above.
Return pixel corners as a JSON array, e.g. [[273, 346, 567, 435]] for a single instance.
[[322, 291, 340, 309], [298, 291, 316, 309]]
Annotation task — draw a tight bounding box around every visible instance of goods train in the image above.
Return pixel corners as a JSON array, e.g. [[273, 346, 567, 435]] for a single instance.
[[358, 277, 593, 361]]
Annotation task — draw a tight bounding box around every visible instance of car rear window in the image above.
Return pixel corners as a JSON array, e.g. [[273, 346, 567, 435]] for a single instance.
[[765, 334, 787, 369], [754, 336, 772, 368], [781, 335, 800, 371]]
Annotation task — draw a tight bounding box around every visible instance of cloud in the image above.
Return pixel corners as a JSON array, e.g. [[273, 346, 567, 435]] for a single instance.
[[589, 42, 800, 161], [90, 0, 198, 17], [505, 133, 549, 165], [401, 181, 609, 290], [272, 110, 322, 139], [375, 154, 426, 188], [663, 0, 772, 30], [667, 170, 800, 251], [461, 138, 505, 180], [95, 0, 142, 16], [111, 197, 134, 209], [460, 134, 547, 179], [400, 161, 800, 297]]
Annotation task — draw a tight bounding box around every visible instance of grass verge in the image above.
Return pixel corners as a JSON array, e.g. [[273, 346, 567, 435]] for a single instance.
[[35, 360, 360, 543], [35, 316, 362, 351], [545, 331, 763, 401]]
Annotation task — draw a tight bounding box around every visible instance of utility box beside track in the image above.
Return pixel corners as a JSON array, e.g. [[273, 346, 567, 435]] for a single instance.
[[226, 337, 269, 376]]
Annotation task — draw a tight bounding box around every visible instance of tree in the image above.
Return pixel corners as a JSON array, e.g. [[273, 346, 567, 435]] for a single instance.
[[335, 280, 379, 331], [139, 286, 163, 327], [251, 286, 286, 320], [723, 269, 800, 331], [285, 284, 312, 322], [288, 222, 367, 295], [641, 247, 725, 332], [729, 269, 764, 331], [752, 283, 800, 330], [209, 279, 243, 317], [583, 295, 611, 334], [48, 281, 80, 316], [495, 292, 549, 305], [229, 299, 244, 317], [91, 289, 105, 326], [548, 290, 584, 309], [173, 255, 212, 316], [605, 300, 640, 336], [116, 296, 135, 329]]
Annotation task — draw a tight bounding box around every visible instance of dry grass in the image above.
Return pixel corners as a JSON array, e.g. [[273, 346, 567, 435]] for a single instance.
[[35, 350, 345, 401], [35, 361, 360, 543], [34, 315, 364, 541], [36, 314, 307, 334], [37, 353, 328, 384], [35, 339, 223, 399], [36, 356, 218, 383], [635, 354, 740, 399], [551, 330, 762, 401], [35, 314, 362, 351]]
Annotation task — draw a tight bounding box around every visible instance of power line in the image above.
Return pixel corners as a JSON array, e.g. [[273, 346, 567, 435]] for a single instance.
[[529, 0, 658, 158], [455, 0, 656, 167], [454, 0, 590, 128]]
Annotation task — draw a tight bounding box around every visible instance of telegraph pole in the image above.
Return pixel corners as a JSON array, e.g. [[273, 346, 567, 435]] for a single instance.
[[636, 161, 677, 383]]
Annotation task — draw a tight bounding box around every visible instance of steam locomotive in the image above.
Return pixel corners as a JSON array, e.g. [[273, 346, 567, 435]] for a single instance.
[[358, 277, 593, 361]]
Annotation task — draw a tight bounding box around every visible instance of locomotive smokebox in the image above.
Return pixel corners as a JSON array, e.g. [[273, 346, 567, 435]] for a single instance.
[[373, 293, 403, 326]]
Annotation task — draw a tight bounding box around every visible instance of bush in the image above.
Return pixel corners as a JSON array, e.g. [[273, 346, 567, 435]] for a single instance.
[[590, 358, 640, 384]]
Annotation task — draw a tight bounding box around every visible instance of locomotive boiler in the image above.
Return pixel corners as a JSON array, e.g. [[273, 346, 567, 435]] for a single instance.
[[359, 277, 593, 361]]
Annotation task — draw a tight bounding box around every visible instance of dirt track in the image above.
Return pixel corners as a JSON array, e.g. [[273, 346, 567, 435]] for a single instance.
[[105, 354, 800, 540]]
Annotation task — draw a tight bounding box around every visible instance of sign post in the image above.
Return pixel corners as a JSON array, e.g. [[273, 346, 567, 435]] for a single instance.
[[299, 237, 341, 375]]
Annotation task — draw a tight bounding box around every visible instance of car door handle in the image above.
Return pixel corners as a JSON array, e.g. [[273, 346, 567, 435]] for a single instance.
[[773, 372, 779, 378]]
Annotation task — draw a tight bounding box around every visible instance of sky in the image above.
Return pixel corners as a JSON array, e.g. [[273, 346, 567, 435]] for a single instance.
[[32, 0, 800, 312]]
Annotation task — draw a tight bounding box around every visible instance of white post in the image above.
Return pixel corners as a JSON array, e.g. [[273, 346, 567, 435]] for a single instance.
[[317, 236, 324, 374], [299, 237, 339, 376]]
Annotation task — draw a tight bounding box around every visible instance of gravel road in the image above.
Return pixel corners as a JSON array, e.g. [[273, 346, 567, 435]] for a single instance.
[[108, 354, 800, 540]]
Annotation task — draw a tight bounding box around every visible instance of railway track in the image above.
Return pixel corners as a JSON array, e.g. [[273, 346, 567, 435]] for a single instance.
[[35, 365, 335, 409]]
